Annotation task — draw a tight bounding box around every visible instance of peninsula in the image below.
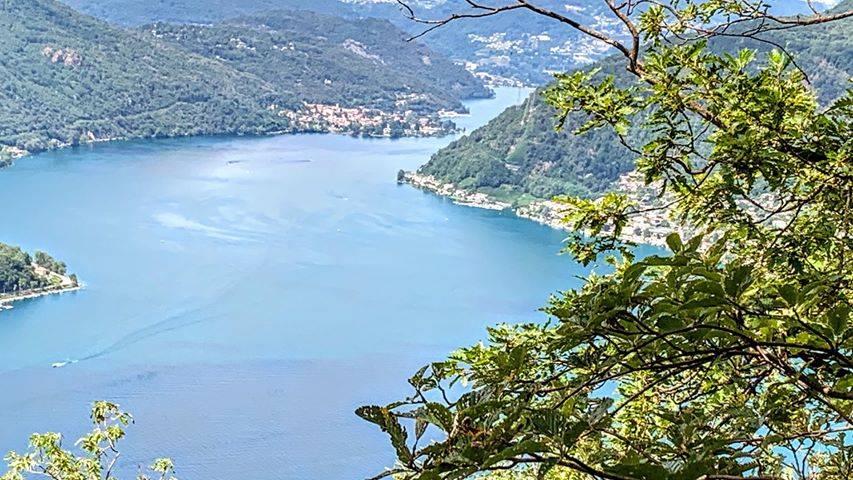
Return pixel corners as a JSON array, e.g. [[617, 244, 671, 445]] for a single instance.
[[0, 243, 80, 310]]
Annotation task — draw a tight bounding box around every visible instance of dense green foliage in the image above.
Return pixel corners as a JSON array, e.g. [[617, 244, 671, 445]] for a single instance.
[[1, 402, 175, 480], [420, 12, 853, 201], [362, 1, 853, 479], [0, 0, 485, 154], [0, 243, 50, 294], [0, 244, 70, 294], [33, 250, 66, 276]]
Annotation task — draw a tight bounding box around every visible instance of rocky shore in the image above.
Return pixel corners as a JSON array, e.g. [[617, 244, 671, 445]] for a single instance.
[[0, 283, 82, 310], [400, 170, 696, 249], [0, 146, 27, 168], [399, 171, 511, 211]]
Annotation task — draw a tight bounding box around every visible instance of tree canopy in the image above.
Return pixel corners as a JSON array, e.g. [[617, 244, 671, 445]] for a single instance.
[[1, 402, 175, 480], [0, 243, 73, 294], [0, 244, 49, 294], [359, 1, 853, 479]]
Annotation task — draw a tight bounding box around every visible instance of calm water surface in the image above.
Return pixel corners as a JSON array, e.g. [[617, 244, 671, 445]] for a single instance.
[[0, 88, 610, 479]]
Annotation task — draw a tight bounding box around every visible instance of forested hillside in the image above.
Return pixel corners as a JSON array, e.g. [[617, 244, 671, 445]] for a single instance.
[[63, 0, 829, 86], [145, 11, 491, 115], [62, 0, 349, 25], [419, 7, 853, 200], [0, 0, 288, 153], [0, 0, 486, 155], [62, 0, 625, 85]]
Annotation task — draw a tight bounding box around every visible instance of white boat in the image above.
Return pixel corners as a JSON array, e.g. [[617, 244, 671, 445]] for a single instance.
[[51, 359, 79, 368]]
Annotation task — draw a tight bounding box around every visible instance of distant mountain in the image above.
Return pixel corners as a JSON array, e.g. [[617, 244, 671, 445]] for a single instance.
[[62, 0, 351, 25], [61, 0, 628, 85], [417, 8, 853, 201], [62, 0, 832, 85], [0, 0, 486, 155], [144, 11, 491, 114]]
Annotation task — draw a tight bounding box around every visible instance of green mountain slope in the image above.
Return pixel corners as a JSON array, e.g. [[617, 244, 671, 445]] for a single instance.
[[144, 11, 491, 114], [61, 0, 621, 85], [62, 0, 350, 25], [0, 0, 486, 155], [0, 0, 293, 153], [419, 12, 853, 201], [62, 1, 829, 87]]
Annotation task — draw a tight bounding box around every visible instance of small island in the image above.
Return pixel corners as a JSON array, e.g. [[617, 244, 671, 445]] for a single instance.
[[0, 242, 80, 310]]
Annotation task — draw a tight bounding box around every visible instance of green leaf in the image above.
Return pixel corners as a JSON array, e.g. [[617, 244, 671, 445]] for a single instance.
[[827, 305, 850, 336], [656, 314, 685, 332], [776, 284, 799, 307], [356, 406, 412, 463], [724, 265, 752, 297], [679, 297, 726, 311], [666, 233, 683, 253], [482, 440, 548, 468]]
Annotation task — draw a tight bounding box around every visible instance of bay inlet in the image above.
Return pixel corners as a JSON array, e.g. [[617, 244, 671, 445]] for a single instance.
[[0, 88, 641, 480]]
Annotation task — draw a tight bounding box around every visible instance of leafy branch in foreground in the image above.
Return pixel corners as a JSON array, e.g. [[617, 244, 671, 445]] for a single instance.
[[2, 402, 176, 480], [363, 1, 852, 479]]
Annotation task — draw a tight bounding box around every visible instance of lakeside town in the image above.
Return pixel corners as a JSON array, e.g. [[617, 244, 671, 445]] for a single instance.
[[276, 100, 457, 138]]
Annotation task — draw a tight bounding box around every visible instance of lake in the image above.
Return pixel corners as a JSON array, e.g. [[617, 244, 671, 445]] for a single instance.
[[0, 88, 611, 479]]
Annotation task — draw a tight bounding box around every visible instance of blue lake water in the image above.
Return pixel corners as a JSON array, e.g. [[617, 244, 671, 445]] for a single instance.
[[0, 88, 628, 479]]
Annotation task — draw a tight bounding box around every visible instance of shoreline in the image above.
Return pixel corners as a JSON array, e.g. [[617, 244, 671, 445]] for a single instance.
[[1, 125, 454, 168], [400, 171, 512, 211], [0, 106, 475, 168], [0, 284, 83, 310], [1, 262, 83, 311], [0, 87, 512, 168], [400, 171, 694, 249]]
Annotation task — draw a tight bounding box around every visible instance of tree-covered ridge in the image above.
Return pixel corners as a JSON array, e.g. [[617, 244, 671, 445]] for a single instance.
[[0, 0, 287, 153], [62, 0, 356, 26], [419, 9, 853, 201], [142, 10, 491, 115], [0, 0, 487, 155], [61, 1, 832, 87], [230, 10, 493, 104], [0, 243, 72, 295], [61, 0, 623, 85]]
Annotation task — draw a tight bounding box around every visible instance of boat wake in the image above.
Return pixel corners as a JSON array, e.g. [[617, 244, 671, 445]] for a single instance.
[[48, 262, 260, 369], [51, 359, 79, 368], [50, 307, 216, 369]]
